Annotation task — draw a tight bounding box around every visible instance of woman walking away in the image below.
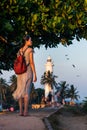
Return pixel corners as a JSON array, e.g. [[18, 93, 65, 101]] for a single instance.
[[13, 35, 37, 116]]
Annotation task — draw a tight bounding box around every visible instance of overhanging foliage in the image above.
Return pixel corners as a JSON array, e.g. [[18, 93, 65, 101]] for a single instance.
[[0, 0, 87, 71]]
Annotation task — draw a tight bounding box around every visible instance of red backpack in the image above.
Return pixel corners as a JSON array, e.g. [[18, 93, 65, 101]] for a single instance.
[[14, 48, 28, 75]]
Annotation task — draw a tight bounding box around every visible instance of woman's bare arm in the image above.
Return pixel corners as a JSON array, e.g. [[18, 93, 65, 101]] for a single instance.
[[29, 51, 37, 82]]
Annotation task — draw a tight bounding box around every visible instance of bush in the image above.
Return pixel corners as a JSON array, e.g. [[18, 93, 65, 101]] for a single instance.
[[82, 97, 87, 113]]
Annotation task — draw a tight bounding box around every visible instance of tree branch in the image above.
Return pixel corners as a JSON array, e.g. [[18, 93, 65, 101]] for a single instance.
[[0, 36, 7, 44]]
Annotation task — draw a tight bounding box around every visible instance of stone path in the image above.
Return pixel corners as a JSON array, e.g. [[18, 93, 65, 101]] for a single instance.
[[0, 107, 58, 130]]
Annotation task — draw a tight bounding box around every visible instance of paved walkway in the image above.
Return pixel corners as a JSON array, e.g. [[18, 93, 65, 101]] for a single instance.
[[0, 107, 58, 130]]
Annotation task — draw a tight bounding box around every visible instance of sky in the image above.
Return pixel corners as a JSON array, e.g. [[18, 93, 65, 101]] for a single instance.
[[1, 38, 87, 101]]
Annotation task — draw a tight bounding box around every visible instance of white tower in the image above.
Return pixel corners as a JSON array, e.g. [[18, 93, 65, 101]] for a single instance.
[[45, 56, 54, 98]]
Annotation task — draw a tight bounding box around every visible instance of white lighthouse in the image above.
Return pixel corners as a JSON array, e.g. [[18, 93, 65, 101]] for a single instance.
[[45, 56, 54, 98]]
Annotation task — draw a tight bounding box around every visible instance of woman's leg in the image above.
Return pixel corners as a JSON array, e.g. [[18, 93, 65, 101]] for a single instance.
[[18, 97, 23, 115], [24, 95, 29, 116], [23, 77, 32, 116]]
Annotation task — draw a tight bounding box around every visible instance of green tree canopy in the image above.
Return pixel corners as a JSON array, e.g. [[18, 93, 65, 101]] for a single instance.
[[0, 0, 87, 71]]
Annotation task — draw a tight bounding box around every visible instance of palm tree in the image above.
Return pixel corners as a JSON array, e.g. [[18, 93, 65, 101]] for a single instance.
[[58, 81, 69, 97], [9, 74, 17, 93], [0, 78, 8, 109], [57, 81, 69, 104], [35, 88, 44, 104], [40, 71, 58, 89], [4, 75, 17, 106], [0, 78, 8, 101], [68, 84, 80, 102], [41, 71, 58, 103], [30, 83, 38, 104]]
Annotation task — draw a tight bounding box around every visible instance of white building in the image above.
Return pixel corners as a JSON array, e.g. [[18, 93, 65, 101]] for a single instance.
[[45, 56, 54, 98]]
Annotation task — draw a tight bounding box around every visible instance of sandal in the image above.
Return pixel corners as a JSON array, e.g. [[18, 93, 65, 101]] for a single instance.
[[23, 112, 29, 117], [19, 113, 24, 116]]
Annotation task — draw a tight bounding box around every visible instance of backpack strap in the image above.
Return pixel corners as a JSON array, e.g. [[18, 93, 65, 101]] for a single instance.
[[23, 47, 30, 67], [22, 47, 28, 55], [18, 47, 28, 55]]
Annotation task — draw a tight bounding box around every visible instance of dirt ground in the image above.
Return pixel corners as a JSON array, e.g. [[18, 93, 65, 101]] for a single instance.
[[58, 112, 87, 130], [48, 106, 87, 130]]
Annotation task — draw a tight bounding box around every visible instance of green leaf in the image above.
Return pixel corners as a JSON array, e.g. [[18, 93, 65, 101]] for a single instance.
[[68, 15, 73, 19], [4, 22, 13, 32]]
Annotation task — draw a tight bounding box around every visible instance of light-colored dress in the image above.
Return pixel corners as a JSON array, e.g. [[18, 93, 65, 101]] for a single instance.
[[13, 48, 33, 100]]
